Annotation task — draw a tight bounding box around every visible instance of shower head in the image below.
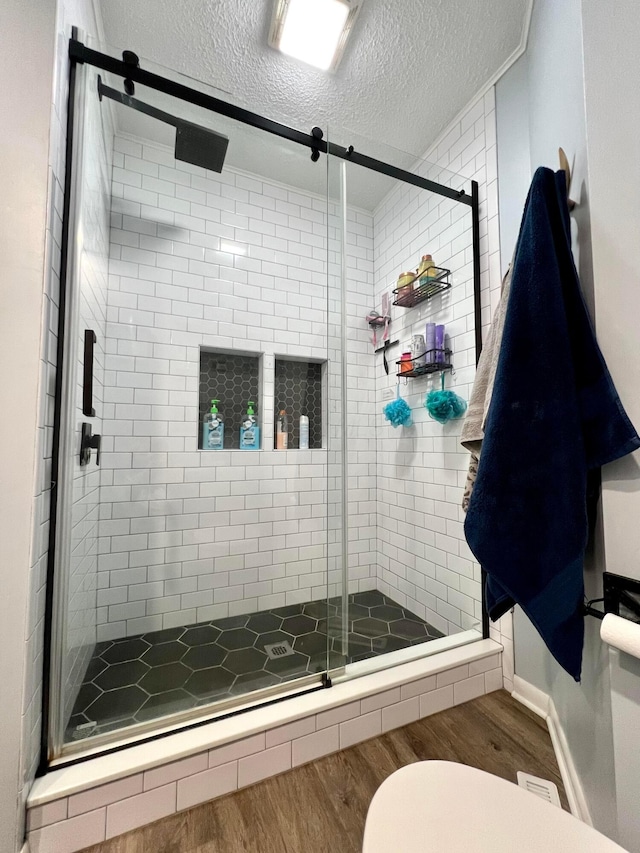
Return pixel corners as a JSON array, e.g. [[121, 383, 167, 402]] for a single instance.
[[97, 77, 229, 173], [174, 121, 228, 173]]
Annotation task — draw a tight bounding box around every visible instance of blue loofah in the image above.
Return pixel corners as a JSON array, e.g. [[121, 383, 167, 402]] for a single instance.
[[383, 396, 413, 427], [425, 388, 467, 424]]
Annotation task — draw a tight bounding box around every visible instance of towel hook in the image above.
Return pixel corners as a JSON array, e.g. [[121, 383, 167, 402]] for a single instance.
[[558, 148, 577, 211]]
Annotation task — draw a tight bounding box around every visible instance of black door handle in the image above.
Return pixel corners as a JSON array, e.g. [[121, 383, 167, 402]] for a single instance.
[[83, 330, 96, 416], [80, 422, 101, 466]]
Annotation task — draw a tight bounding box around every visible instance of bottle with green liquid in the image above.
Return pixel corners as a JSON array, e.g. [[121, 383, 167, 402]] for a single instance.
[[239, 401, 260, 450], [202, 399, 224, 450]]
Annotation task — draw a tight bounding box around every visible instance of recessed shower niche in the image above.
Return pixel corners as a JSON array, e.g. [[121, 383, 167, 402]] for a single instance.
[[274, 357, 324, 450], [199, 350, 261, 450]]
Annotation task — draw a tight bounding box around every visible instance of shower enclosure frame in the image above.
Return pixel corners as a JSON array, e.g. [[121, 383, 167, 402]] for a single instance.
[[38, 34, 487, 776]]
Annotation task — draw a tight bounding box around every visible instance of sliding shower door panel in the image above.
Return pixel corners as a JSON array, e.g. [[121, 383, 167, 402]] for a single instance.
[[50, 41, 342, 757]]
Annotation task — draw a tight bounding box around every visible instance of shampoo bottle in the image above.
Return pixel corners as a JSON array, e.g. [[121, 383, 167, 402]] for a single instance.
[[240, 401, 260, 450], [202, 399, 224, 450]]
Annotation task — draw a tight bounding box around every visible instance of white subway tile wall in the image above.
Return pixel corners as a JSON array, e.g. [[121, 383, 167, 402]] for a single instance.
[[372, 90, 502, 637], [98, 137, 377, 639], [97, 110, 499, 644], [491, 610, 515, 693], [64, 89, 512, 711]]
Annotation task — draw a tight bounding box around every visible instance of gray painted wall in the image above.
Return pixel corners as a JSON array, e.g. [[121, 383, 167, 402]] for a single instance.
[[581, 0, 640, 847], [495, 0, 618, 840], [0, 1, 56, 850]]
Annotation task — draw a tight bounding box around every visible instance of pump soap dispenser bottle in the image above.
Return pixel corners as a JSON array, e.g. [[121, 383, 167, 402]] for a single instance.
[[240, 401, 260, 450], [202, 399, 224, 450]]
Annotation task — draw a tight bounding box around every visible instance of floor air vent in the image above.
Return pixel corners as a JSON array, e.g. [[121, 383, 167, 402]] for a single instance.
[[264, 640, 295, 660], [517, 772, 561, 808]]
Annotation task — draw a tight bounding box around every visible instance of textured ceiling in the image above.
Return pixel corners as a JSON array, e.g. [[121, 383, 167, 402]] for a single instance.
[[98, 0, 530, 207]]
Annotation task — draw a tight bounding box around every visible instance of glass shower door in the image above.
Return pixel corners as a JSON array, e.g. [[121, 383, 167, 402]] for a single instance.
[[47, 54, 113, 755], [48, 42, 347, 758], [327, 129, 484, 679]]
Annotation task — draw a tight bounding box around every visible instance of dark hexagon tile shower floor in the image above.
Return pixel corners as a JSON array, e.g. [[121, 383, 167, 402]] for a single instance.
[[66, 591, 443, 742]]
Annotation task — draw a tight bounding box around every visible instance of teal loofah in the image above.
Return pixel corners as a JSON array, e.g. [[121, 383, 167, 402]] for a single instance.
[[384, 391, 413, 427], [425, 373, 467, 424]]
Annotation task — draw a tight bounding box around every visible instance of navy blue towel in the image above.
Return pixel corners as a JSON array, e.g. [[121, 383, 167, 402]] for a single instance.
[[465, 167, 640, 680]]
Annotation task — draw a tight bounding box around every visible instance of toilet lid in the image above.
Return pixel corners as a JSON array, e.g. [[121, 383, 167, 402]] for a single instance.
[[362, 761, 627, 853]]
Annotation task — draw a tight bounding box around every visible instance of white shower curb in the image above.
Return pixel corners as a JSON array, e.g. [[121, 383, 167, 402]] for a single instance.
[[26, 639, 501, 852]]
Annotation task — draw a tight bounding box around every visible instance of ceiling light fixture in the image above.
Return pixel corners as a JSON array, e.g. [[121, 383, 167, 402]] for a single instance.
[[269, 0, 362, 72]]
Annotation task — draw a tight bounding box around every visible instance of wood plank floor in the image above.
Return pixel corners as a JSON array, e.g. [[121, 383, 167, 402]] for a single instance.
[[82, 690, 567, 853]]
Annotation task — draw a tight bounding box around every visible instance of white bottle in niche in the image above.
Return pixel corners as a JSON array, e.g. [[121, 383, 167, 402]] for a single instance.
[[299, 414, 309, 450]]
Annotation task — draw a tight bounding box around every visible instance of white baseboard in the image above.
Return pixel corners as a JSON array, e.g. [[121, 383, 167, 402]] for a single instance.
[[511, 676, 592, 826], [512, 674, 550, 718], [546, 699, 593, 826]]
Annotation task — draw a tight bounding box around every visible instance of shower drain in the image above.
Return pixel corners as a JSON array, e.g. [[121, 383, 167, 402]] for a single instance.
[[264, 640, 295, 660]]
